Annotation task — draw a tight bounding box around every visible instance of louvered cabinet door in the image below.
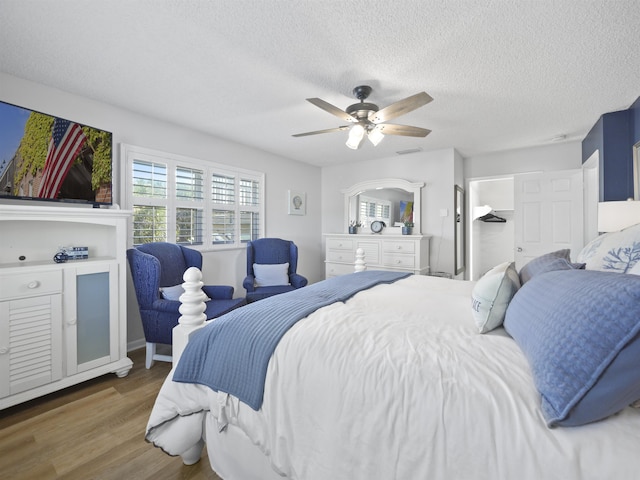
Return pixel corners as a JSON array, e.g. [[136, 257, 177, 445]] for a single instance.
[[0, 294, 63, 398]]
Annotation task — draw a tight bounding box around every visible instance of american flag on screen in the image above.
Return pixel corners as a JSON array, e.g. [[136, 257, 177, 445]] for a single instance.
[[37, 118, 87, 199]]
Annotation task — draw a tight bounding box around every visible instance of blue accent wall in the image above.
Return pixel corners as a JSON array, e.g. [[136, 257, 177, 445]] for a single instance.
[[631, 96, 640, 143], [582, 100, 637, 201]]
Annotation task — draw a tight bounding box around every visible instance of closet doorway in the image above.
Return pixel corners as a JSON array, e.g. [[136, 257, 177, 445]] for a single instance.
[[468, 176, 514, 280], [468, 170, 584, 281]]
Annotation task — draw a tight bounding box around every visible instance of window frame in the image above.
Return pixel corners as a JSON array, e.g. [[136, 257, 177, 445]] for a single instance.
[[121, 144, 265, 250]]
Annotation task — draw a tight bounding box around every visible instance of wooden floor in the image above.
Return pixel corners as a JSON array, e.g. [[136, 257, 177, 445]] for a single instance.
[[0, 348, 221, 480]]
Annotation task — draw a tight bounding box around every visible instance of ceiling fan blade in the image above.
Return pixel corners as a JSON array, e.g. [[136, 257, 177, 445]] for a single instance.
[[306, 98, 359, 122], [369, 92, 433, 124], [377, 124, 431, 137], [292, 126, 350, 137]]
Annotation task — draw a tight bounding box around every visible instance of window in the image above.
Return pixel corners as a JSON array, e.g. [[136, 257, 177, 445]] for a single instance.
[[123, 145, 264, 248], [359, 195, 392, 226]]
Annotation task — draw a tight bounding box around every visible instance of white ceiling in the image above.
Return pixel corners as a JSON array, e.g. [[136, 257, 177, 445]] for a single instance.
[[1, 0, 639, 167]]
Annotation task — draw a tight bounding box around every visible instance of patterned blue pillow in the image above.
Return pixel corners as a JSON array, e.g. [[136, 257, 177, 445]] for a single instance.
[[504, 269, 640, 427], [577, 223, 640, 273]]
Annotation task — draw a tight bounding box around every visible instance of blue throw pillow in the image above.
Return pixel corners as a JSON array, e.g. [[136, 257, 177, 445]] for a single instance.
[[518, 249, 584, 284], [504, 269, 640, 427]]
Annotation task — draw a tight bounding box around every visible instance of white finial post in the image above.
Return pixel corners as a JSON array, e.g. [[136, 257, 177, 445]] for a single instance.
[[354, 247, 366, 272], [173, 267, 209, 366], [178, 266, 207, 326]]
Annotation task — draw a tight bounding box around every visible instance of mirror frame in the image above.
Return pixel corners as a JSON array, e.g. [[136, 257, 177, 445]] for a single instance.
[[454, 184, 465, 275], [342, 178, 424, 234]]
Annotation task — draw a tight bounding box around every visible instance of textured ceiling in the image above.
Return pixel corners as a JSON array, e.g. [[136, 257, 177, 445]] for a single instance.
[[1, 0, 639, 167]]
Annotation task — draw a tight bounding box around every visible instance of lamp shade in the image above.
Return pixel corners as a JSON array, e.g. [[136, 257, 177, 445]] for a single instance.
[[597, 200, 640, 232], [346, 124, 365, 149], [367, 125, 385, 146]]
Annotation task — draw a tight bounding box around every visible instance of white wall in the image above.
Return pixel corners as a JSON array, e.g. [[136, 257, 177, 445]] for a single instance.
[[321, 148, 458, 276], [0, 73, 323, 349], [464, 141, 582, 179]]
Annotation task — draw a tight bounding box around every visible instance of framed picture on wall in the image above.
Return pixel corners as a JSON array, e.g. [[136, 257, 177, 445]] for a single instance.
[[288, 190, 306, 215]]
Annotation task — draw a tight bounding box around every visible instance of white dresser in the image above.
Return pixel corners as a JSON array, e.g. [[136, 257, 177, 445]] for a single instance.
[[324, 233, 431, 278]]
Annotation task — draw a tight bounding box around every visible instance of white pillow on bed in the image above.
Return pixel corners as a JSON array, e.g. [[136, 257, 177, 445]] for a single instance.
[[471, 261, 520, 333], [254, 262, 290, 286], [577, 223, 640, 273]]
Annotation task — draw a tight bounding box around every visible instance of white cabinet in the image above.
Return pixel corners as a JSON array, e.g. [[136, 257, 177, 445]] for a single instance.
[[324, 234, 431, 278], [0, 205, 132, 409]]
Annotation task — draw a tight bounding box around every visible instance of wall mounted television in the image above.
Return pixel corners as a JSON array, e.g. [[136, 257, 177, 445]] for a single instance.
[[0, 100, 112, 207]]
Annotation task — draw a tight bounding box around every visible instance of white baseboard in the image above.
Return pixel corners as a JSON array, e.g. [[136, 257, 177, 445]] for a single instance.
[[127, 337, 146, 352]]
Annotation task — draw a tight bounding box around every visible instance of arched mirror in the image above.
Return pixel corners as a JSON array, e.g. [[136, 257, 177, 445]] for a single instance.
[[455, 184, 465, 275], [342, 179, 424, 234]]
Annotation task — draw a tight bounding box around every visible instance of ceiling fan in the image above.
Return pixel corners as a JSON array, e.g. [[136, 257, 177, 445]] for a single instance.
[[293, 85, 433, 149]]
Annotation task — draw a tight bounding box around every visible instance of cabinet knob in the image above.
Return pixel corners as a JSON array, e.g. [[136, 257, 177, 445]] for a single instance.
[[0, 347, 8, 355], [68, 318, 77, 326], [396, 260, 402, 264], [27, 281, 40, 289], [397, 245, 402, 250]]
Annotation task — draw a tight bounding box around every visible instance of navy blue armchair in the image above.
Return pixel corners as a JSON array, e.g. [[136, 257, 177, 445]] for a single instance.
[[243, 238, 308, 302], [127, 242, 246, 368]]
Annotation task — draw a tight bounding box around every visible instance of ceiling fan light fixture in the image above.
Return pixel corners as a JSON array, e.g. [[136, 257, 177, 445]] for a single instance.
[[293, 85, 432, 148], [346, 124, 366, 149], [368, 126, 384, 146]]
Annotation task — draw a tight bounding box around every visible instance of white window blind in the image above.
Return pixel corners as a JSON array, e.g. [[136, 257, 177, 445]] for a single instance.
[[124, 144, 264, 248], [359, 196, 392, 225]]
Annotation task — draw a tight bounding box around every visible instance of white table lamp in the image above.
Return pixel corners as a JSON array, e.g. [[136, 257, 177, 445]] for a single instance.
[[598, 200, 640, 232]]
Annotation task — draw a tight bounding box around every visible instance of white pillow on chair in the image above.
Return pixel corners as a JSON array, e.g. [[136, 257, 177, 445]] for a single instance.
[[160, 284, 211, 301], [253, 263, 290, 286]]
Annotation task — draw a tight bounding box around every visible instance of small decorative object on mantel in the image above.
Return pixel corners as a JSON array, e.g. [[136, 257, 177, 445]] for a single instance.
[[402, 221, 414, 235], [348, 220, 362, 234]]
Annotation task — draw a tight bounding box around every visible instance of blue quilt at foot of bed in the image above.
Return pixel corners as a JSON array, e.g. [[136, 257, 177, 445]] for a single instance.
[[172, 270, 411, 410]]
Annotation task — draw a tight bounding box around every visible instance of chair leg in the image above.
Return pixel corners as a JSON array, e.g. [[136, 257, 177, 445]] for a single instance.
[[145, 341, 172, 368], [146, 342, 156, 369]]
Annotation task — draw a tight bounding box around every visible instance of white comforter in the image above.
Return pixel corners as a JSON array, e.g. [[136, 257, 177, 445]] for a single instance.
[[146, 275, 640, 479]]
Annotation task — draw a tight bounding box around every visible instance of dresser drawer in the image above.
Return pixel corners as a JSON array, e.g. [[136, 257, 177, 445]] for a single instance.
[[327, 250, 355, 263], [382, 254, 416, 269], [383, 240, 416, 254], [327, 238, 353, 250], [325, 262, 357, 277], [0, 270, 62, 300]]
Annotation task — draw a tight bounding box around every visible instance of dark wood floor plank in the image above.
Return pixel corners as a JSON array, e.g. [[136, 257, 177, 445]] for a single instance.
[[0, 348, 221, 480]]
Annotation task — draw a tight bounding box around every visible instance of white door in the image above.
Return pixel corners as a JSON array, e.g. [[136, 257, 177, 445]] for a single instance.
[[514, 170, 583, 270]]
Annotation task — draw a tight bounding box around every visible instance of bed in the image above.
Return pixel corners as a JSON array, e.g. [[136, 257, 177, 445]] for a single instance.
[[145, 227, 640, 480]]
